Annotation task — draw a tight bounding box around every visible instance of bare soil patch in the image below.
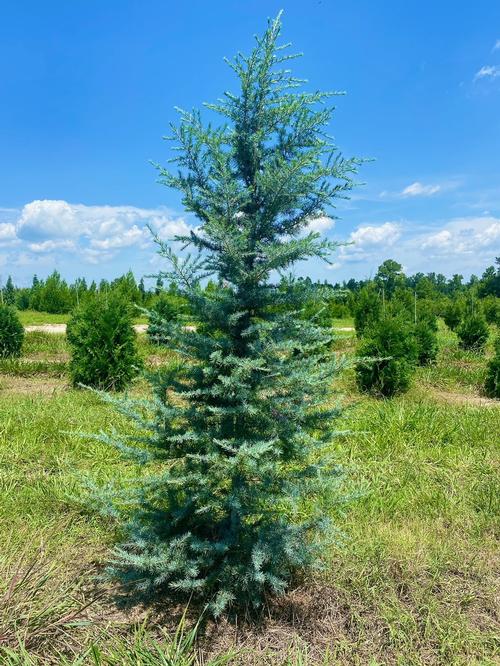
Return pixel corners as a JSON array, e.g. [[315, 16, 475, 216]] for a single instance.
[[25, 324, 67, 334], [25, 324, 149, 334], [0, 375, 68, 396], [431, 389, 499, 408]]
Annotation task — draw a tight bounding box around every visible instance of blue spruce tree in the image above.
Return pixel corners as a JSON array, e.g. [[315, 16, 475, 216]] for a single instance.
[[100, 13, 360, 615]]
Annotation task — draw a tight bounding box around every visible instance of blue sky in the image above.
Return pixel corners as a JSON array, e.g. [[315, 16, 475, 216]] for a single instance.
[[1, 0, 499, 287]]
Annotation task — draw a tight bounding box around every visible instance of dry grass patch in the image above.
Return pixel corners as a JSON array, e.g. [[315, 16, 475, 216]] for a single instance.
[[0, 376, 68, 396]]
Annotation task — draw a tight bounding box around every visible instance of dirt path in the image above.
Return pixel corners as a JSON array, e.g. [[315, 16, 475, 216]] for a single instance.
[[25, 324, 354, 334], [25, 323, 148, 334]]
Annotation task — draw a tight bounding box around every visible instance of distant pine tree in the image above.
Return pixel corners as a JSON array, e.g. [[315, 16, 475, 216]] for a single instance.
[[443, 300, 464, 331], [97, 13, 360, 615], [0, 304, 24, 358], [3, 276, 16, 306], [355, 315, 418, 396], [457, 312, 489, 352], [138, 277, 146, 302], [484, 336, 500, 398], [353, 283, 382, 336]]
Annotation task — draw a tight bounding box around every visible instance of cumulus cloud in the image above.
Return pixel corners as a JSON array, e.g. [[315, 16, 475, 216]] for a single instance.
[[327, 215, 500, 278], [420, 230, 452, 250], [419, 216, 500, 255], [305, 215, 335, 233], [17, 200, 82, 239], [401, 181, 441, 197], [329, 222, 402, 269], [474, 65, 500, 81], [0, 222, 17, 242], [81, 248, 116, 265], [9, 199, 190, 264], [90, 225, 146, 250], [349, 222, 401, 247], [28, 239, 77, 253]]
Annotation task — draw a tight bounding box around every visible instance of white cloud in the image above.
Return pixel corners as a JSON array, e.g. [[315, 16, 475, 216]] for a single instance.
[[479, 221, 500, 245], [17, 200, 82, 239], [90, 225, 146, 250], [305, 215, 335, 233], [327, 215, 500, 278], [9, 199, 191, 265], [81, 248, 116, 265], [421, 229, 452, 250], [28, 239, 76, 253], [419, 216, 500, 255], [0, 222, 17, 242], [401, 181, 441, 197], [349, 222, 401, 247], [493, 39, 500, 52], [329, 222, 402, 269], [474, 65, 500, 81]]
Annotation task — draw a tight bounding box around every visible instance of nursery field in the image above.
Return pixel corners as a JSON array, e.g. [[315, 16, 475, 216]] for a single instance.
[[0, 323, 498, 665]]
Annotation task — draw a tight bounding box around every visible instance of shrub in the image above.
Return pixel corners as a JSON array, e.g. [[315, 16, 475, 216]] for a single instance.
[[414, 319, 438, 365], [356, 315, 418, 396], [0, 305, 24, 358], [443, 300, 463, 331], [329, 301, 351, 319], [481, 296, 500, 326], [484, 336, 500, 398], [456, 313, 489, 352], [353, 284, 382, 336], [67, 293, 141, 390], [147, 294, 185, 345]]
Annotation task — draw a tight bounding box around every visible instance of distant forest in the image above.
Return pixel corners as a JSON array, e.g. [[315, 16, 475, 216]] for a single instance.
[[1, 257, 499, 323]]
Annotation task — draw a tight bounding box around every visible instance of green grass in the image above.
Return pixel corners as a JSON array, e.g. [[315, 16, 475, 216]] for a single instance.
[[22, 332, 69, 356], [18, 310, 148, 327], [18, 311, 71, 326], [332, 317, 354, 330], [0, 324, 498, 664]]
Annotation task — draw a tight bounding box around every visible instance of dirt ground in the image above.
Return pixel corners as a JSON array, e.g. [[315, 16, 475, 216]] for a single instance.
[[24, 324, 353, 334], [430, 389, 500, 407], [0, 375, 68, 395], [25, 324, 149, 334]]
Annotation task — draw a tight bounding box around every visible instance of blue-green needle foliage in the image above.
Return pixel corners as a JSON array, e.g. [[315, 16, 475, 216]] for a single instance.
[[101, 13, 360, 616]]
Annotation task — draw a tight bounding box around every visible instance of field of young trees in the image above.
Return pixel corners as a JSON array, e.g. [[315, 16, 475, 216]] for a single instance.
[[1, 14, 499, 666], [1, 254, 498, 664]]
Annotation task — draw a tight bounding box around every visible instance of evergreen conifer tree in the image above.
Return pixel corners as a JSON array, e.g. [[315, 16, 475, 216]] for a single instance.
[[457, 312, 489, 352], [484, 335, 500, 399], [355, 314, 418, 396], [443, 299, 464, 331], [0, 304, 24, 358], [67, 292, 141, 391], [3, 276, 16, 306], [353, 283, 382, 336], [98, 14, 360, 615]]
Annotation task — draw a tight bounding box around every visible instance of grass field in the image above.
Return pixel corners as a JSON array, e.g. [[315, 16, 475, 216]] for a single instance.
[[18, 311, 71, 326], [18, 310, 149, 327], [0, 324, 498, 664]]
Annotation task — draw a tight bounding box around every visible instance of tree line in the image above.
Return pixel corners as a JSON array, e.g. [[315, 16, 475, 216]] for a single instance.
[[2, 256, 499, 320]]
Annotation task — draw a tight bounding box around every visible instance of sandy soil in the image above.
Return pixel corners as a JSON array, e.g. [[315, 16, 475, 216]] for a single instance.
[[25, 324, 149, 334], [24, 323, 352, 334]]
